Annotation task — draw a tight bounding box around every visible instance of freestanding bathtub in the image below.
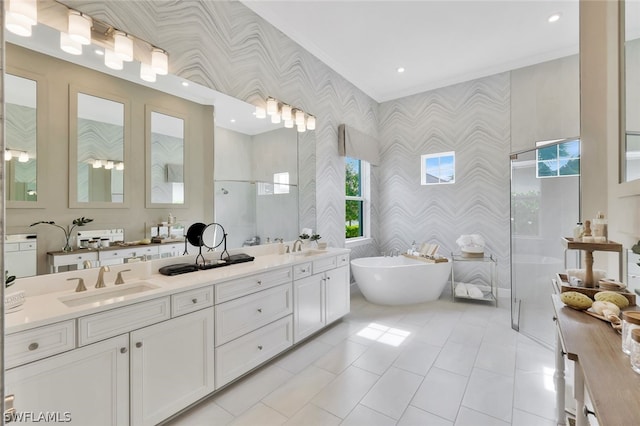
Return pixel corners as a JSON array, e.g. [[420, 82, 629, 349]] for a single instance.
[[351, 256, 452, 305]]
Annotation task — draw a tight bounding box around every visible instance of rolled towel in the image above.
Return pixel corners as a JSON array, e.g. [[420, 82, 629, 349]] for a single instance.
[[466, 284, 484, 299], [455, 283, 468, 297]]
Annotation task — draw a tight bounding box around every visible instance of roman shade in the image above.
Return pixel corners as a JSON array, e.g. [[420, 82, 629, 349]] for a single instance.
[[338, 124, 379, 166]]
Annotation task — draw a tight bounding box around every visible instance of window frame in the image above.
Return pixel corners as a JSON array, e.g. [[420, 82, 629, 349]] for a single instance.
[[345, 157, 370, 242], [420, 151, 456, 185], [535, 139, 580, 178]]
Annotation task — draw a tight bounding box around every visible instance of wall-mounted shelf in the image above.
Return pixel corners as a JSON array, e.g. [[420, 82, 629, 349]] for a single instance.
[[561, 237, 623, 286]]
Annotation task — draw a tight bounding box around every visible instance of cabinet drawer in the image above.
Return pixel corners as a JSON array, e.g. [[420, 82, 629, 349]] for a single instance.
[[215, 283, 292, 346], [172, 286, 214, 317], [100, 246, 158, 261], [78, 297, 170, 346], [158, 243, 183, 255], [215, 315, 293, 388], [337, 253, 349, 267], [5, 242, 19, 252], [215, 267, 292, 303], [313, 256, 337, 274], [5, 320, 75, 369], [293, 262, 312, 280], [50, 251, 99, 267], [20, 242, 37, 251]]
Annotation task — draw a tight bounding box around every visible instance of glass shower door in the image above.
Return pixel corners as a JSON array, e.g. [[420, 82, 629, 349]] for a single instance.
[[510, 140, 580, 347]]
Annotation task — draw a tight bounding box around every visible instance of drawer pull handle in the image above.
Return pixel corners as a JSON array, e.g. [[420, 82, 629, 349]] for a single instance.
[[326, 276, 331, 280], [258, 345, 263, 350], [257, 308, 263, 313], [192, 298, 198, 304], [136, 342, 143, 348], [28, 342, 39, 351], [257, 280, 262, 285], [120, 347, 128, 354]]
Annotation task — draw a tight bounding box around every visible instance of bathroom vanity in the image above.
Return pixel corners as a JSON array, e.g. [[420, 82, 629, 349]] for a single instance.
[[4, 248, 350, 425]]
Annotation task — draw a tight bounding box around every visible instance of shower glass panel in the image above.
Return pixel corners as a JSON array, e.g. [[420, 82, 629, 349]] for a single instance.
[[510, 140, 580, 348]]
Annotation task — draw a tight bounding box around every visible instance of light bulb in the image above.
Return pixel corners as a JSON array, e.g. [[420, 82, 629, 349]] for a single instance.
[[104, 49, 123, 70], [297, 123, 306, 133], [284, 119, 294, 129], [114, 31, 133, 61], [295, 110, 305, 126], [5, 150, 13, 161], [140, 62, 156, 82], [281, 105, 292, 121], [151, 48, 168, 75], [104, 161, 114, 170], [68, 10, 92, 45], [60, 32, 83, 55], [6, 0, 37, 37], [18, 152, 29, 163], [93, 160, 102, 168], [115, 162, 125, 171], [266, 98, 278, 115], [255, 106, 266, 119], [271, 113, 281, 124], [306, 115, 316, 130]]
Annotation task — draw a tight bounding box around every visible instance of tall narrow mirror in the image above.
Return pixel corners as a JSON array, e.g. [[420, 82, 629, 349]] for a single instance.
[[5, 73, 38, 204], [623, 0, 640, 182], [147, 108, 186, 206], [69, 88, 128, 207]]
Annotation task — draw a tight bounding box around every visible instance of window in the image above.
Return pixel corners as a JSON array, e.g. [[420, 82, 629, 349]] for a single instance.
[[345, 157, 369, 239], [536, 139, 580, 178], [421, 151, 455, 185]]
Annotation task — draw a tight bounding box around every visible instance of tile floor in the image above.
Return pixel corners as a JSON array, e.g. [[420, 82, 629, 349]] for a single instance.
[[166, 288, 558, 426]]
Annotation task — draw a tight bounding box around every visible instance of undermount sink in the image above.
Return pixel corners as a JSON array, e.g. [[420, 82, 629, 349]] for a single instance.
[[58, 281, 161, 308], [291, 249, 327, 257]]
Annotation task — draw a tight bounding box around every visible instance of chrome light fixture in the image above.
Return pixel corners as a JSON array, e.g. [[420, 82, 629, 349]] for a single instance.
[[140, 62, 156, 82], [60, 32, 83, 55], [18, 151, 30, 163], [266, 98, 279, 116], [104, 48, 123, 70], [5, 0, 38, 37], [151, 48, 169, 75], [68, 10, 92, 45], [256, 97, 316, 131], [306, 116, 316, 130], [114, 31, 133, 61]]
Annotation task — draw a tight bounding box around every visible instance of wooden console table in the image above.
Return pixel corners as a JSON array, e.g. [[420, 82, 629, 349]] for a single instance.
[[552, 295, 640, 425]]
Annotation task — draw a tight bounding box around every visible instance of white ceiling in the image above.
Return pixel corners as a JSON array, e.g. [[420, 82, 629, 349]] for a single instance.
[[241, 0, 582, 103]]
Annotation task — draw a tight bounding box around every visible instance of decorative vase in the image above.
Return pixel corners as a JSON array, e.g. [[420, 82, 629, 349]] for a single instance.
[[62, 236, 74, 252]]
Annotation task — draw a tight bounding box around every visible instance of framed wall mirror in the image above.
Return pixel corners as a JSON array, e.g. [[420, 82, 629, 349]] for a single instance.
[[69, 87, 130, 207], [5, 71, 43, 207], [621, 0, 640, 190], [146, 107, 187, 207]]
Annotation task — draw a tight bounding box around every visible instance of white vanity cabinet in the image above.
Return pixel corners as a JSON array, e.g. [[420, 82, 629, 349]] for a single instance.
[[214, 267, 294, 388], [5, 334, 130, 426], [130, 308, 215, 426], [293, 254, 350, 343]]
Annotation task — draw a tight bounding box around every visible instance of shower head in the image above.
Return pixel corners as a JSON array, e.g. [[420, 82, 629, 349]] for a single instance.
[[221, 188, 229, 195]]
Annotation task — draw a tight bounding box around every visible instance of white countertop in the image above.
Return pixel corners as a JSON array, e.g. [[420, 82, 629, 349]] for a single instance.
[[5, 248, 350, 334]]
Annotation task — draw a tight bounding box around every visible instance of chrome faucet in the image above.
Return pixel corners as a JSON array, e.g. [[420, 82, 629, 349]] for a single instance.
[[292, 239, 303, 252], [95, 266, 110, 288]]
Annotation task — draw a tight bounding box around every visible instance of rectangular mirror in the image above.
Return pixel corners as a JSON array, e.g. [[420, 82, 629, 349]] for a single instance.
[[69, 87, 129, 207], [621, 0, 640, 185], [147, 107, 186, 206], [5, 73, 39, 205]]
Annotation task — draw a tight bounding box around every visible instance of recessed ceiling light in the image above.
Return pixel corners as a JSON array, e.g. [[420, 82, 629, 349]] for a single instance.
[[397, 67, 405, 73], [230, 119, 236, 123], [548, 13, 561, 23], [181, 81, 189, 87]]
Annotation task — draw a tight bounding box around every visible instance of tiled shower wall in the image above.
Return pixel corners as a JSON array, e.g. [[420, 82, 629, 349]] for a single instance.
[[378, 74, 512, 288]]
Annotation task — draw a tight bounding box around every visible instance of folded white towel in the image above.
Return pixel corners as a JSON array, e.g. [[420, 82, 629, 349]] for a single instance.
[[466, 284, 484, 299], [455, 283, 468, 297]]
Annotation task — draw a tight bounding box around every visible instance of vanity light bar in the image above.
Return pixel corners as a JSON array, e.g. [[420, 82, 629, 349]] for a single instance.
[[255, 98, 316, 132], [90, 159, 124, 170], [5, 149, 30, 162]]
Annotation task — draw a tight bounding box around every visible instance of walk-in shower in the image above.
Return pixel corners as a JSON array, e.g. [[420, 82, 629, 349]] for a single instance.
[[510, 139, 580, 347]]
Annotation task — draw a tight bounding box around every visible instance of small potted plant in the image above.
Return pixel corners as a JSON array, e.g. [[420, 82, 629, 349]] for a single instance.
[[31, 217, 94, 252]]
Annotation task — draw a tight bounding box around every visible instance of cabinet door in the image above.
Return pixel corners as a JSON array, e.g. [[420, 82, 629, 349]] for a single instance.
[[293, 274, 325, 342], [130, 308, 215, 426], [325, 266, 350, 324], [4, 335, 129, 426]]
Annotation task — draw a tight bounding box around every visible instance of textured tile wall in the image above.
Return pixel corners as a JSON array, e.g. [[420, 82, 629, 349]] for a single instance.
[[378, 74, 512, 287]]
